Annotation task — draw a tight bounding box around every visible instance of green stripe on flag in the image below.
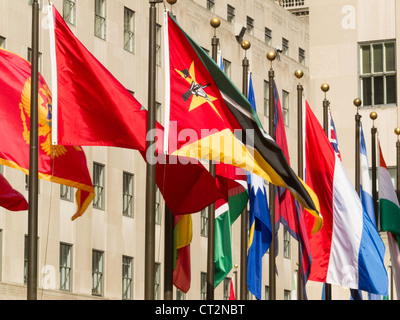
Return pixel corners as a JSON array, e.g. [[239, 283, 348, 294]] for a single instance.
[[380, 198, 400, 235]]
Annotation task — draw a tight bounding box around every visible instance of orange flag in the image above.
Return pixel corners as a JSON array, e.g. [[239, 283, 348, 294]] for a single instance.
[[0, 48, 94, 220]]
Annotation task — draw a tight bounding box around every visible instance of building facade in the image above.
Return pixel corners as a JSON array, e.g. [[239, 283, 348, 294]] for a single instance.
[[0, 0, 394, 300]]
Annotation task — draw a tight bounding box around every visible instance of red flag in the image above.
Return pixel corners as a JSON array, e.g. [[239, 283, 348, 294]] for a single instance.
[[229, 278, 235, 300], [0, 48, 94, 220], [0, 174, 28, 211], [48, 4, 222, 215]]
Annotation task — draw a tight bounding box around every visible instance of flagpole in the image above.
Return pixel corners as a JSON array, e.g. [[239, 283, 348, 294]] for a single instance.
[[207, 17, 220, 301], [396, 127, 400, 203], [240, 40, 250, 300], [267, 50, 277, 301], [27, 0, 40, 301], [321, 83, 331, 300], [370, 111, 378, 229], [354, 98, 362, 195], [295, 69, 304, 300], [145, 0, 163, 300], [163, 0, 177, 301]]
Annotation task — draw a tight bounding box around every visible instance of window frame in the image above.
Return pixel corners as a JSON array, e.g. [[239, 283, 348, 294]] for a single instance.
[[94, 0, 107, 40], [92, 249, 104, 296], [60, 242, 72, 291], [124, 7, 135, 53], [93, 162, 105, 210], [63, 0, 76, 26], [123, 171, 134, 217]]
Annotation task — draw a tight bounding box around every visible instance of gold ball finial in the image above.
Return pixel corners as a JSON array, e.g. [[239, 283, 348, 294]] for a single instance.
[[267, 51, 276, 61], [210, 17, 220, 29], [294, 69, 304, 79], [167, 0, 177, 4], [234, 264, 239, 269], [395, 127, 400, 136], [321, 83, 330, 92], [370, 112, 378, 120], [241, 40, 251, 51], [353, 98, 362, 107]]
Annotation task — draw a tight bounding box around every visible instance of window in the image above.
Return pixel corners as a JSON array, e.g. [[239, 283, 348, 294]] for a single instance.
[[93, 163, 105, 210], [60, 243, 72, 291], [155, 186, 161, 225], [284, 289, 292, 300], [282, 90, 289, 126], [24, 235, 28, 285], [265, 285, 269, 300], [227, 5, 235, 23], [282, 38, 289, 56], [200, 272, 207, 300], [176, 289, 186, 300], [299, 47, 305, 65], [60, 185, 73, 202], [156, 24, 162, 66], [124, 7, 135, 53], [283, 228, 291, 258], [207, 0, 215, 12], [0, 36, 5, 49], [92, 250, 104, 296], [122, 256, 133, 300], [156, 102, 162, 125], [63, 0, 76, 25], [200, 207, 208, 237], [123, 172, 134, 217], [264, 80, 269, 117], [95, 0, 106, 40], [27, 48, 42, 73], [223, 278, 231, 300], [359, 40, 396, 107], [155, 262, 161, 300], [265, 27, 272, 46], [221, 59, 231, 79], [246, 16, 254, 35]]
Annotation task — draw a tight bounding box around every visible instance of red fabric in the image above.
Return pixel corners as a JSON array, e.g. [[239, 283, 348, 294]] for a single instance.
[[51, 5, 223, 215], [304, 100, 335, 283], [229, 279, 235, 300], [0, 174, 28, 211], [0, 48, 94, 220]]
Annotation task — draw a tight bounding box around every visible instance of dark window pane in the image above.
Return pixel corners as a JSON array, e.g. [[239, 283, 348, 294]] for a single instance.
[[386, 75, 397, 104], [362, 77, 372, 106], [374, 76, 384, 105]]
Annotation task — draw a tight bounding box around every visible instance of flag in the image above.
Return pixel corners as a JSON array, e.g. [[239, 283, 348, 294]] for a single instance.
[[246, 73, 272, 300], [0, 173, 28, 211], [214, 164, 248, 287], [379, 140, 400, 299], [273, 81, 312, 296], [47, 4, 223, 215], [328, 110, 342, 161], [173, 214, 192, 293], [0, 48, 94, 220], [229, 278, 235, 300], [304, 99, 388, 295], [163, 11, 322, 231]]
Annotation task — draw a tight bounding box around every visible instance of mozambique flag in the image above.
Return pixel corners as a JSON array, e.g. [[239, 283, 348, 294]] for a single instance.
[[0, 48, 94, 220], [164, 11, 322, 231]]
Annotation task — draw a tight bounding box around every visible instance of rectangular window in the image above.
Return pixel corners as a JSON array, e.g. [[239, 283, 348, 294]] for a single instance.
[[359, 40, 397, 107], [95, 0, 106, 40], [63, 0, 76, 25], [122, 256, 133, 300], [93, 162, 105, 210], [299, 47, 305, 65], [60, 243, 72, 291], [227, 5, 235, 23], [264, 80, 269, 117], [24, 235, 28, 285], [207, 0, 215, 12], [265, 27, 272, 46], [265, 286, 269, 300], [282, 90, 289, 126], [92, 250, 104, 296], [0, 36, 5, 49], [124, 7, 135, 53], [246, 16, 254, 35], [155, 262, 161, 300], [200, 272, 207, 300], [283, 228, 291, 258], [223, 278, 231, 300], [123, 172, 134, 217], [223, 59, 231, 79], [176, 288, 186, 300], [156, 24, 162, 66], [156, 102, 162, 125], [282, 38, 289, 56], [155, 187, 161, 225], [60, 184, 73, 202], [200, 207, 208, 237]]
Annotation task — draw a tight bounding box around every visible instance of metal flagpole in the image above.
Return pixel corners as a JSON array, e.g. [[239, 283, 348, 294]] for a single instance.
[[267, 50, 276, 300], [295, 69, 304, 300], [27, 0, 40, 301], [321, 83, 331, 300], [396, 127, 400, 203], [145, 0, 163, 300], [370, 111, 378, 229], [207, 17, 220, 301], [240, 40, 250, 300], [354, 98, 362, 195], [163, 0, 177, 301]]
